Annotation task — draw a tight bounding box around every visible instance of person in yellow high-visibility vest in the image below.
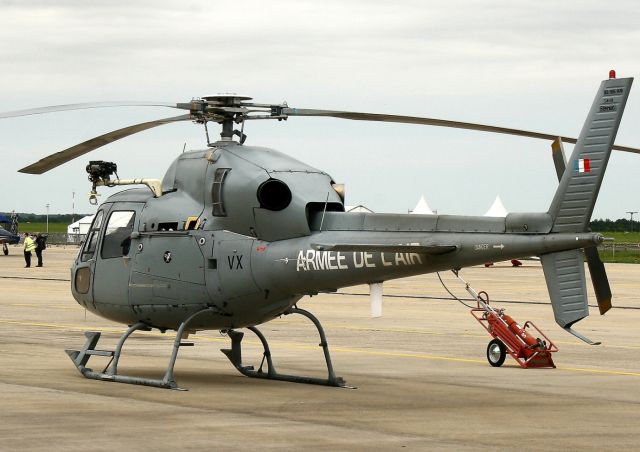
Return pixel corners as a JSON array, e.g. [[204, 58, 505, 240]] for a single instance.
[[23, 232, 36, 268]]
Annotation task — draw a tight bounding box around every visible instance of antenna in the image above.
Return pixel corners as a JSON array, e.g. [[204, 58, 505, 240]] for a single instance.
[[204, 121, 212, 147], [319, 192, 330, 231]]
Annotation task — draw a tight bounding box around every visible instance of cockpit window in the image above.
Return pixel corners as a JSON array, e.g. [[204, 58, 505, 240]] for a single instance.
[[80, 210, 104, 262], [101, 211, 136, 259], [212, 168, 230, 216]]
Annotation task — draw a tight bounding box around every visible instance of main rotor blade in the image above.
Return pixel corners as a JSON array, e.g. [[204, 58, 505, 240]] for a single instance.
[[19, 114, 192, 174], [0, 101, 178, 119], [282, 108, 640, 154]]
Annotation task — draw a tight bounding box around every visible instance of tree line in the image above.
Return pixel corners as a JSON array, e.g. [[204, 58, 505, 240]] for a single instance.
[[1, 213, 93, 223], [589, 218, 640, 232]]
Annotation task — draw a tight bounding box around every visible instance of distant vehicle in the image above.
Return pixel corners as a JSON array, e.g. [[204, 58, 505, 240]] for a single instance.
[[0, 225, 20, 255]]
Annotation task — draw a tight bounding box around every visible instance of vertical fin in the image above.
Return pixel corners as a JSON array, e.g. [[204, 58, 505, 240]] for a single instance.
[[548, 77, 633, 232], [550, 136, 613, 316]]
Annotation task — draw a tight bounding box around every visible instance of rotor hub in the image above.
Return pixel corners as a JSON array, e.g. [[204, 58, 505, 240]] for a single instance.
[[202, 95, 253, 106]]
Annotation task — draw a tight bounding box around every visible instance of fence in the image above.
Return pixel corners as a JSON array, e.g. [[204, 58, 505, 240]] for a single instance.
[[597, 243, 640, 263], [45, 233, 86, 245]]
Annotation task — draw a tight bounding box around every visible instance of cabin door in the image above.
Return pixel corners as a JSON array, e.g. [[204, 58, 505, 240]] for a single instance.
[[92, 203, 143, 306]]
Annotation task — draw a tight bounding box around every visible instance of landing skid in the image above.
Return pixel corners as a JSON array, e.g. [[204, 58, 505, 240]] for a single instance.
[[66, 307, 219, 390], [66, 306, 351, 390], [222, 306, 352, 388]]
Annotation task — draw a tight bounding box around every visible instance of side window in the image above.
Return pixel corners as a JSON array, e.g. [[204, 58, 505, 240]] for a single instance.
[[101, 211, 136, 259], [81, 211, 104, 262], [212, 168, 230, 216]]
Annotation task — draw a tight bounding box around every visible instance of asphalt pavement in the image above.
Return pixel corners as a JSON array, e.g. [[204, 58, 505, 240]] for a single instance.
[[1, 246, 639, 450]]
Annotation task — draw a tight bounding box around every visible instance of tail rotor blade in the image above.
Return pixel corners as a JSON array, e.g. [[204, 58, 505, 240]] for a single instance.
[[585, 246, 612, 315], [19, 114, 192, 174]]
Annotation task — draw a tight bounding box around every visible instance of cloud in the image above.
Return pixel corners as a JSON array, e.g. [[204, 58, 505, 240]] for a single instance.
[[1, 0, 639, 217]]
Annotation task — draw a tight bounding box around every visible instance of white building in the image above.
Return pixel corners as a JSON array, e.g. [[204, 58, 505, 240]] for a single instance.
[[67, 215, 95, 243]]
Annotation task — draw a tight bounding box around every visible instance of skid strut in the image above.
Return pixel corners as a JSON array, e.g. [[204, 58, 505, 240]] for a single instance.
[[222, 306, 352, 388], [65, 307, 218, 390]]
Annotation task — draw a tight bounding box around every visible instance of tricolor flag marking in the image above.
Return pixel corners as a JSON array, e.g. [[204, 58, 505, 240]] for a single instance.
[[574, 158, 591, 174]]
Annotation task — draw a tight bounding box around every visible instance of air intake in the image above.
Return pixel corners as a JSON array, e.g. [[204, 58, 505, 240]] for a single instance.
[[257, 179, 292, 211]]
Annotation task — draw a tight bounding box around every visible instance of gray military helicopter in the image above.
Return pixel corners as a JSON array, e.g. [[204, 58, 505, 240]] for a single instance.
[[4, 73, 638, 390]]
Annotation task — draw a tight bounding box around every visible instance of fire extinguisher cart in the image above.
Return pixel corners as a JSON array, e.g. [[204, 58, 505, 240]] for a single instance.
[[453, 271, 558, 369]]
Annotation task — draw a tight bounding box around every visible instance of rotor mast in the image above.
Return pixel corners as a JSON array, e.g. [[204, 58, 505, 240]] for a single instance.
[[196, 95, 253, 144]]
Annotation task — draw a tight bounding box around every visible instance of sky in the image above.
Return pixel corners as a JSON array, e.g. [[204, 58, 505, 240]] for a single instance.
[[1, 0, 639, 219]]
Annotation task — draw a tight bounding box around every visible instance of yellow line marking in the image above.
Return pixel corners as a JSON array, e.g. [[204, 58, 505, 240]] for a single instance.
[[1, 318, 639, 377], [9, 303, 80, 310], [270, 341, 640, 376], [278, 318, 490, 337], [324, 323, 487, 338], [557, 366, 640, 377], [282, 319, 640, 350], [0, 318, 128, 334], [333, 346, 485, 365]]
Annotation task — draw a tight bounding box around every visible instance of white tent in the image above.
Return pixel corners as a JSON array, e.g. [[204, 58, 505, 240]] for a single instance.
[[67, 215, 95, 242], [484, 195, 508, 217], [345, 205, 374, 213], [410, 195, 434, 215]]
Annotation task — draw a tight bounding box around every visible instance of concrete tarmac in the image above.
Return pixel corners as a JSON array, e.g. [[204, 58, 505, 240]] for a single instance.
[[1, 246, 640, 450]]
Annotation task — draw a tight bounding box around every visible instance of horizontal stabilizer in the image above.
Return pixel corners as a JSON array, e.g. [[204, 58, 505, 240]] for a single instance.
[[311, 243, 457, 255]]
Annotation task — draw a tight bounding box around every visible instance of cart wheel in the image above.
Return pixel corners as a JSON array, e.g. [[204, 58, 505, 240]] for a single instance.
[[487, 339, 506, 367]]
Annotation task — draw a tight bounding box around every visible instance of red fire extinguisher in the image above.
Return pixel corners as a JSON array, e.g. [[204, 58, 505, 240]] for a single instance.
[[502, 314, 539, 348]]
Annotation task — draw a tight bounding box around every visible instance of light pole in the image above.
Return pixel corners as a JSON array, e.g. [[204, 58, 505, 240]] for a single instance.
[[46, 203, 50, 234], [627, 211, 638, 232]]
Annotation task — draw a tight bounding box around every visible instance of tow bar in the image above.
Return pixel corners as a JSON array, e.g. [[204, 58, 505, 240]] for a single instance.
[[452, 270, 558, 368]]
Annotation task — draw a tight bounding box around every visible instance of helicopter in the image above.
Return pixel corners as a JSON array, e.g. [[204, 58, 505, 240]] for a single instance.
[[0, 226, 20, 255], [3, 72, 638, 390], [0, 212, 20, 255]]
